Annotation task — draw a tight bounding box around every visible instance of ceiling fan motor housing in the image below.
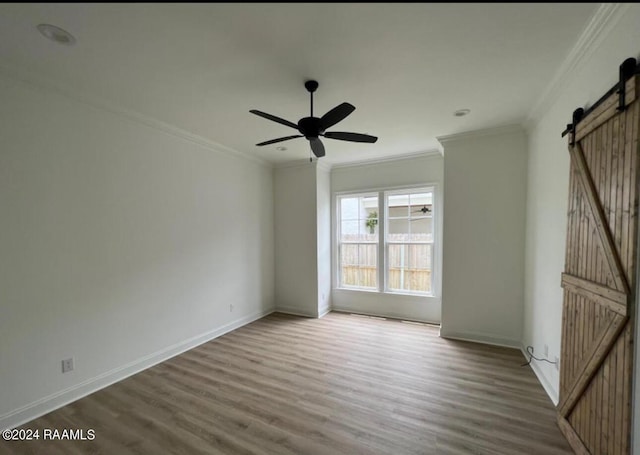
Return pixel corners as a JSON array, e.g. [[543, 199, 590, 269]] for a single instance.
[[298, 117, 323, 139]]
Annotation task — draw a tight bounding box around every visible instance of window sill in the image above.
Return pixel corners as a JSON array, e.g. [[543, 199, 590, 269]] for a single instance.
[[336, 286, 379, 293], [334, 287, 436, 299]]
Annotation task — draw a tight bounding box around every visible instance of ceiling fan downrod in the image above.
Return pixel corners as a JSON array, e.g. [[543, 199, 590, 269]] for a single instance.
[[305, 80, 318, 117]]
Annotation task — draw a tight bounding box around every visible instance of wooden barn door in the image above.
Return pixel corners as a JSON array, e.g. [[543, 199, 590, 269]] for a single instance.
[[559, 61, 639, 455]]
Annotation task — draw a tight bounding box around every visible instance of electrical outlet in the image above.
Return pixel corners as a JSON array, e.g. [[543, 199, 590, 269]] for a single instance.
[[544, 344, 549, 357], [62, 358, 74, 373], [555, 356, 559, 370]]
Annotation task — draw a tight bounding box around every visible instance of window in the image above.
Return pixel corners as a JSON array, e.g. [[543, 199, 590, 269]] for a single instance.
[[337, 194, 378, 290], [336, 186, 435, 296], [385, 189, 433, 294]]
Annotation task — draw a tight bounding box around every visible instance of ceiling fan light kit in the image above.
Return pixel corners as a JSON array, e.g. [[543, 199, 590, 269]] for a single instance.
[[250, 80, 378, 159]]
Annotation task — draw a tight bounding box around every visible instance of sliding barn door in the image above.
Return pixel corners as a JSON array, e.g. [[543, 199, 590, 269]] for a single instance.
[[559, 69, 639, 454]]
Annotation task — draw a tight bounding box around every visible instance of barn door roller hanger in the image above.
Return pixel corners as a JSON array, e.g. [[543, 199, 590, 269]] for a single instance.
[[562, 57, 639, 145]]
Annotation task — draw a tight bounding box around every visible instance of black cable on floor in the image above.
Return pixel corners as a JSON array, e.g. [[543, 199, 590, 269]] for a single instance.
[[521, 345, 558, 367]]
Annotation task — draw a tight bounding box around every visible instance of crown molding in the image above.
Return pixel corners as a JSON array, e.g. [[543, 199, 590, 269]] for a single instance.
[[436, 124, 523, 145], [525, 3, 630, 127], [315, 160, 332, 172], [0, 63, 271, 168], [330, 149, 442, 171]]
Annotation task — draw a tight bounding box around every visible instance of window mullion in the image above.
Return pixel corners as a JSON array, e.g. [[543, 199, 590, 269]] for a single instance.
[[378, 191, 385, 292]]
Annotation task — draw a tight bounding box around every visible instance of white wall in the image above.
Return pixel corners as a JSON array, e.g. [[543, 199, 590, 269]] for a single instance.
[[273, 163, 318, 317], [0, 74, 275, 430], [316, 164, 332, 317], [331, 153, 443, 323], [523, 4, 640, 408], [439, 126, 527, 348]]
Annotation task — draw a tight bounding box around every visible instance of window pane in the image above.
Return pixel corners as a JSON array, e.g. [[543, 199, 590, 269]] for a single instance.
[[388, 194, 410, 214], [358, 244, 377, 288], [388, 244, 410, 291], [341, 265, 358, 287], [361, 214, 378, 241], [388, 243, 407, 269], [359, 244, 377, 267], [340, 197, 360, 221], [388, 206, 408, 218], [338, 194, 378, 290], [410, 193, 432, 212], [339, 243, 377, 289], [340, 244, 358, 266], [388, 243, 432, 293], [388, 218, 409, 238], [409, 244, 432, 293], [410, 243, 432, 270], [340, 243, 358, 286], [409, 192, 432, 207], [341, 220, 359, 242], [410, 217, 432, 242]]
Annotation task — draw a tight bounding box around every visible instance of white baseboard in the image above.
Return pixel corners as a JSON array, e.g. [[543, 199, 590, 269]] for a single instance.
[[331, 306, 440, 325], [0, 307, 275, 431], [439, 330, 521, 349], [318, 304, 332, 318], [521, 346, 560, 406], [274, 306, 316, 318]]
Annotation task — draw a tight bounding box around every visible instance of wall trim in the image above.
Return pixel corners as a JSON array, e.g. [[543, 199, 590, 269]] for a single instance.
[[318, 305, 332, 318], [436, 124, 523, 145], [0, 307, 275, 431], [316, 160, 332, 173], [521, 346, 560, 406], [330, 149, 442, 170], [438, 330, 521, 350], [331, 306, 440, 325], [525, 3, 630, 127], [0, 63, 270, 168], [274, 306, 317, 318]]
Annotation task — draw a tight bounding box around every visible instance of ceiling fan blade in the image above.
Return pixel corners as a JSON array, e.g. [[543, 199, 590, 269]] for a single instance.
[[310, 137, 325, 158], [320, 103, 355, 130], [255, 135, 303, 146], [250, 110, 299, 130], [324, 131, 378, 143]]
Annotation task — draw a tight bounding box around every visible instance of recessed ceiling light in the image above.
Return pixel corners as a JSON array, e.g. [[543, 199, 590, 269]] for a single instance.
[[454, 109, 471, 117], [276, 146, 287, 151], [37, 24, 76, 45]]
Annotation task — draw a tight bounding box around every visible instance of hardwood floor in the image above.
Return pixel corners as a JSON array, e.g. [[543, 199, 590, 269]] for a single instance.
[[2, 312, 572, 455]]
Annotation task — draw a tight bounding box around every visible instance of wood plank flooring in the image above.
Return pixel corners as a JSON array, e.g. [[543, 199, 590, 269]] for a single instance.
[[1, 312, 572, 455]]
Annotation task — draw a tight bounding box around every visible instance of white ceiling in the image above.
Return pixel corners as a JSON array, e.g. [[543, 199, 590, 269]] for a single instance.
[[0, 3, 598, 165]]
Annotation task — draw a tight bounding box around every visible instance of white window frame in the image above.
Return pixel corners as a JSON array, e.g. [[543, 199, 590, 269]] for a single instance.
[[335, 192, 380, 291], [383, 187, 434, 297], [334, 183, 439, 298]]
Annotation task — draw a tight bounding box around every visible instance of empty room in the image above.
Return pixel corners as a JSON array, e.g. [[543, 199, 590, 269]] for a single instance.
[[2, 3, 640, 454]]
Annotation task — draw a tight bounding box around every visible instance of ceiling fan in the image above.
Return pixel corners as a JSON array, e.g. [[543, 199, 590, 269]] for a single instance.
[[250, 80, 378, 159], [412, 206, 432, 214]]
